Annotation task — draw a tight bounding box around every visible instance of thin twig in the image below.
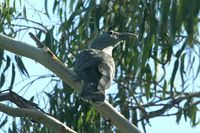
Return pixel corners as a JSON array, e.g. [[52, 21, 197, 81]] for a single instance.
[[29, 32, 45, 48]]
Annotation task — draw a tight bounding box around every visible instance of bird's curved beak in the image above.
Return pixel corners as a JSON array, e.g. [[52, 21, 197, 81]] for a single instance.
[[117, 32, 138, 40]]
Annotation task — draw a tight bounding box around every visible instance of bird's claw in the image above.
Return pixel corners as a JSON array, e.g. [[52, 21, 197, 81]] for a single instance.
[[80, 91, 105, 103], [71, 74, 81, 81]]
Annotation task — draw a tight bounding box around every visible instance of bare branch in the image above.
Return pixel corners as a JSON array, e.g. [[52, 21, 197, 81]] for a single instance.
[[0, 103, 76, 133], [29, 32, 45, 48], [0, 91, 38, 109]]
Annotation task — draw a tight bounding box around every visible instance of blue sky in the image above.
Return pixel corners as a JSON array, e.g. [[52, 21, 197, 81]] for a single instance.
[[1, 0, 200, 133]]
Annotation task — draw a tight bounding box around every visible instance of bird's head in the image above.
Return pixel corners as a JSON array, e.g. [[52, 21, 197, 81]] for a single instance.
[[89, 30, 137, 51]]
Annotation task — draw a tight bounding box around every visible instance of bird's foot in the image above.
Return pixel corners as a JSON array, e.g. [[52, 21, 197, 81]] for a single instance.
[[71, 74, 81, 81], [80, 91, 105, 103]]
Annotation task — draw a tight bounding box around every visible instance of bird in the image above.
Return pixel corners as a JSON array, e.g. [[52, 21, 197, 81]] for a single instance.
[[74, 30, 135, 103]]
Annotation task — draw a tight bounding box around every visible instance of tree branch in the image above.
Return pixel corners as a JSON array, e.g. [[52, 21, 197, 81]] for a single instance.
[[0, 34, 142, 133], [0, 91, 39, 109], [0, 103, 76, 133], [138, 92, 200, 121]]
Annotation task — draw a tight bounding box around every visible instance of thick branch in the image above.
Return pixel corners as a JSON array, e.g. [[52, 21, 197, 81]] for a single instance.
[[0, 103, 76, 133], [0, 34, 142, 133], [0, 91, 38, 109]]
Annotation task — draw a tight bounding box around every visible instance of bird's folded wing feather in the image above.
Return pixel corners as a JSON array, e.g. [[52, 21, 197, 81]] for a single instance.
[[74, 49, 115, 86], [74, 49, 105, 72]]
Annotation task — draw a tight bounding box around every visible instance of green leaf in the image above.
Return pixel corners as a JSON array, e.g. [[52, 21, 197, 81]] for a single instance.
[[44, 27, 54, 50], [188, 105, 198, 126], [53, 0, 58, 13], [169, 0, 177, 37], [29, 96, 35, 102], [23, 6, 27, 20], [145, 63, 152, 100], [175, 40, 187, 58], [162, 80, 167, 98], [12, 118, 17, 133], [59, 8, 63, 22], [176, 112, 182, 124], [14, 55, 29, 77], [9, 63, 15, 89], [180, 53, 186, 86], [0, 73, 5, 88], [170, 59, 179, 92], [86, 109, 92, 122], [36, 30, 42, 40], [0, 116, 7, 128], [8, 127, 12, 133], [3, 55, 11, 73], [131, 108, 138, 126], [69, 0, 74, 12], [160, 0, 170, 25], [77, 114, 83, 130], [44, 0, 49, 18], [0, 49, 4, 66]]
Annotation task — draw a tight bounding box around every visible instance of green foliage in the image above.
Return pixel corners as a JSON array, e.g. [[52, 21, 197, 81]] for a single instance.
[[0, 0, 200, 132]]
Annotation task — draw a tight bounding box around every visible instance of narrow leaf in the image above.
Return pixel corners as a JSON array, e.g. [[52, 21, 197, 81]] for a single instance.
[[180, 53, 186, 86], [14, 55, 29, 77], [170, 59, 179, 92], [23, 6, 27, 20], [10, 63, 15, 89], [53, 0, 58, 13], [0, 73, 5, 88], [0, 117, 8, 128], [0, 49, 4, 67], [162, 80, 167, 98], [44, 0, 49, 18], [3, 55, 11, 73], [176, 112, 182, 124]]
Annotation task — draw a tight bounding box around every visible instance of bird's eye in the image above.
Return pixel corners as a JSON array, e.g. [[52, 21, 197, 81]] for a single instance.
[[107, 30, 114, 35]]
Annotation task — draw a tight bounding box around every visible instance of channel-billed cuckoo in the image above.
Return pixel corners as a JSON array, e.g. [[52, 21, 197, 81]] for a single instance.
[[74, 30, 135, 102]]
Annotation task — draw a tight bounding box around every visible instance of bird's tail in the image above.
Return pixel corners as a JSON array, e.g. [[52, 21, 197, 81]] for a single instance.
[[81, 81, 105, 103]]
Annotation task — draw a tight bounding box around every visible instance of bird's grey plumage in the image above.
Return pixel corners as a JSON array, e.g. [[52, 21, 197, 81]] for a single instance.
[[74, 49, 115, 101], [74, 30, 135, 102]]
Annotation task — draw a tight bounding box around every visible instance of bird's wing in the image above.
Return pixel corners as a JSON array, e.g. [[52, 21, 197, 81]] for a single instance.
[[74, 49, 115, 102], [74, 49, 104, 82], [74, 49, 115, 90], [98, 55, 115, 90], [74, 49, 104, 72]]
